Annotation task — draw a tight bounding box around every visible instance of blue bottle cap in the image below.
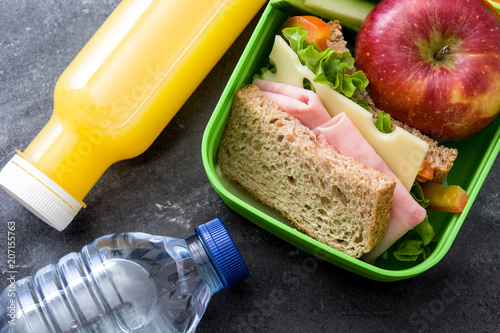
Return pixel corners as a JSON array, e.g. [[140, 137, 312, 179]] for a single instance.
[[195, 218, 249, 289]]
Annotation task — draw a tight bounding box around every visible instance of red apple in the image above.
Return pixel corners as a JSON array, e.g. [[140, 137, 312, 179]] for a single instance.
[[354, 0, 500, 141]]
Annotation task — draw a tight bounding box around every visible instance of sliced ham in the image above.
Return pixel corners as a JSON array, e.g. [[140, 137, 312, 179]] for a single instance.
[[254, 78, 426, 262], [254, 78, 331, 129]]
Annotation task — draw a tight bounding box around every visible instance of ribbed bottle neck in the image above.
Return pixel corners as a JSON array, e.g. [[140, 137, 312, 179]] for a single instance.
[[186, 235, 224, 294]]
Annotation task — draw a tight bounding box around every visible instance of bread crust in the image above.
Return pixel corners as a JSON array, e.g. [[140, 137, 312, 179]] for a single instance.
[[218, 85, 396, 258]]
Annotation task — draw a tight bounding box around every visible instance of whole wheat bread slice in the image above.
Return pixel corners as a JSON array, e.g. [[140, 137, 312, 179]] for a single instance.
[[327, 21, 457, 183], [218, 84, 396, 258]]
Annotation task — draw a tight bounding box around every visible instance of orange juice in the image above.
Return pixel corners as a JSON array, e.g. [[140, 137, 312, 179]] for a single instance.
[[0, 0, 266, 230]]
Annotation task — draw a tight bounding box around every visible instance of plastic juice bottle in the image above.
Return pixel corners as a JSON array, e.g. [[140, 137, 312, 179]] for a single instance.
[[0, 0, 266, 231]]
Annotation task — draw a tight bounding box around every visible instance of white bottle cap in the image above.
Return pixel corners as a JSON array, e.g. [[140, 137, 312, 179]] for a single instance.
[[0, 154, 84, 231]]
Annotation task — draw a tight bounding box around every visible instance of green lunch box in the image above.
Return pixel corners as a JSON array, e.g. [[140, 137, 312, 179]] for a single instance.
[[201, 2, 500, 281]]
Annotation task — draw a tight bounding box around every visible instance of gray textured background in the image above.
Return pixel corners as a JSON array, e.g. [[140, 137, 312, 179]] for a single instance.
[[0, 1, 499, 332]]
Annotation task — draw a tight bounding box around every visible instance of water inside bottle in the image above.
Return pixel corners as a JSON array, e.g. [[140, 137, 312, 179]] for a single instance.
[[1, 233, 219, 333], [91, 258, 157, 331], [88, 234, 218, 332]]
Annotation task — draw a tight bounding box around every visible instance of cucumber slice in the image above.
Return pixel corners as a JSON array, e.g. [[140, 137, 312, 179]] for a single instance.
[[269, 0, 378, 31]]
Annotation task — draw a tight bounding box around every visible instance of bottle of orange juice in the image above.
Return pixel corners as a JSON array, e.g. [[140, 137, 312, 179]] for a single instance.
[[0, 0, 266, 231]]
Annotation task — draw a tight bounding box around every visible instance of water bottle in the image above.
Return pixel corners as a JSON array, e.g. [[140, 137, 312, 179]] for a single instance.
[[0, 218, 249, 332]]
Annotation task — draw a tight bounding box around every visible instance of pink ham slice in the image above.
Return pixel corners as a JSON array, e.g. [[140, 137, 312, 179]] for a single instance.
[[253, 78, 331, 129], [254, 78, 426, 262]]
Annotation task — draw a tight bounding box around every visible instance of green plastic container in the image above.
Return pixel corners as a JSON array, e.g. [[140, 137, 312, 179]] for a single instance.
[[202, 3, 500, 281]]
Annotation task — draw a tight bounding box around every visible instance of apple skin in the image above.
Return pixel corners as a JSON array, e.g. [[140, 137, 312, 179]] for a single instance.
[[354, 0, 500, 141]]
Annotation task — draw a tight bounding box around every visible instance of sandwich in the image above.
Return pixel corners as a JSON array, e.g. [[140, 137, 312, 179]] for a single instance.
[[219, 83, 395, 258], [217, 17, 465, 261]]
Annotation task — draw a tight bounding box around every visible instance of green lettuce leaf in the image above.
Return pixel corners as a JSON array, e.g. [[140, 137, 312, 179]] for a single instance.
[[413, 216, 435, 246], [374, 111, 393, 134], [354, 98, 370, 110], [267, 27, 369, 106], [394, 239, 425, 261], [411, 181, 431, 209], [392, 182, 436, 262]]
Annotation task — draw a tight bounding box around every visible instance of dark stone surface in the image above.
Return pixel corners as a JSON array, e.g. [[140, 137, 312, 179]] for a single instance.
[[0, 1, 499, 332]]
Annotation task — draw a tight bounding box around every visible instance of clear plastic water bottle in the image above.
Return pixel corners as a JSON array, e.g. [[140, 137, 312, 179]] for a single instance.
[[0, 218, 249, 333]]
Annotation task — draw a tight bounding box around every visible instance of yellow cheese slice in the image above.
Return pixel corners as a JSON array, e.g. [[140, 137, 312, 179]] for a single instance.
[[262, 36, 429, 191]]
